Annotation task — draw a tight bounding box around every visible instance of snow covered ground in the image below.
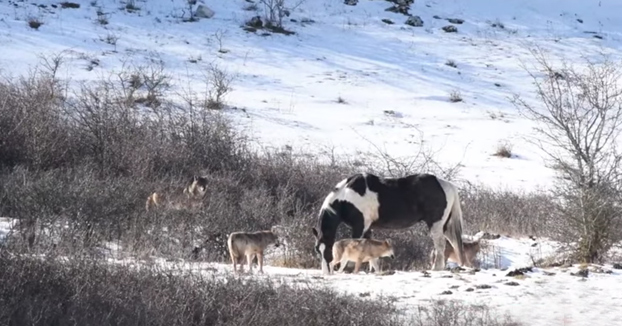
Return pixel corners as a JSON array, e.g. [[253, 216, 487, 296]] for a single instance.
[[2, 0, 622, 192], [104, 233, 619, 326], [2, 218, 622, 325]]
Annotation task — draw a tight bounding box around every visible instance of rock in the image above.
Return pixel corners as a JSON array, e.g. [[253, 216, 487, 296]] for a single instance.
[[385, 5, 409, 15], [481, 232, 501, 240], [447, 18, 464, 24], [382, 19, 394, 25], [442, 25, 458, 33], [377, 270, 396, 276], [450, 266, 465, 273], [571, 269, 589, 278], [506, 267, 533, 277], [577, 18, 583, 23], [194, 4, 214, 18], [465, 288, 474, 292], [475, 284, 491, 289], [344, 0, 358, 5], [433, 15, 441, 19], [405, 15, 424, 27], [613, 263, 622, 269], [441, 290, 453, 295], [449, 285, 460, 289], [247, 16, 263, 28], [505, 281, 520, 286]]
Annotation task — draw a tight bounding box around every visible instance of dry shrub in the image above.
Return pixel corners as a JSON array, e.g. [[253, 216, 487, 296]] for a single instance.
[[0, 254, 402, 326], [412, 299, 523, 326], [459, 182, 558, 238]]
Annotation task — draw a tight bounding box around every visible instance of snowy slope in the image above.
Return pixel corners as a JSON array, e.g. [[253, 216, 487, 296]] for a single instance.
[[2, 0, 622, 192]]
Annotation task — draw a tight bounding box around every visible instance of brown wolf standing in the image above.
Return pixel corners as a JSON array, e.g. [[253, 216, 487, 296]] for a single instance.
[[145, 175, 208, 211], [227, 228, 280, 274], [329, 238, 395, 275], [429, 232, 484, 269]]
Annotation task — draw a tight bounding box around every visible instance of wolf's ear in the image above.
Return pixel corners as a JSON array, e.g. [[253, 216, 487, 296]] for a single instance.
[[312, 227, 319, 238], [384, 239, 392, 246]]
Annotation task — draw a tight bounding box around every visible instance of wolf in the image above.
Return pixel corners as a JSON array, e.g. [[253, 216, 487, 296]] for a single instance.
[[227, 228, 281, 274], [145, 175, 208, 212], [329, 238, 395, 275], [429, 232, 484, 269]]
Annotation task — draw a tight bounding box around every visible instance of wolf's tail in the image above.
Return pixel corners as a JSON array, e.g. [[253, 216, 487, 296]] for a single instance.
[[145, 192, 159, 212]]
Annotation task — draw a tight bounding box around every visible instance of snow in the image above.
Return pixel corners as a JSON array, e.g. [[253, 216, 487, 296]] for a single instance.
[[2, 216, 622, 325], [2, 0, 621, 193], [3, 0, 622, 324], [0, 217, 18, 244], [113, 233, 621, 326]]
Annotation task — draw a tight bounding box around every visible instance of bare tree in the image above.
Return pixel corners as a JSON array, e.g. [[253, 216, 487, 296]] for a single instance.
[[202, 63, 234, 110], [512, 46, 622, 263]]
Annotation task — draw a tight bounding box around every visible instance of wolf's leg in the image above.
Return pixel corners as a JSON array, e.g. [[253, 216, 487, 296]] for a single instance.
[[337, 258, 348, 273], [231, 253, 238, 273], [246, 254, 254, 273], [353, 258, 362, 274], [369, 258, 380, 273], [257, 252, 264, 273]]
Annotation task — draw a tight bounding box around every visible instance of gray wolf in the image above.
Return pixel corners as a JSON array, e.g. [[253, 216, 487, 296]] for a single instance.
[[227, 228, 281, 273], [311, 172, 466, 274], [429, 232, 484, 269], [329, 238, 395, 274], [145, 175, 208, 211]]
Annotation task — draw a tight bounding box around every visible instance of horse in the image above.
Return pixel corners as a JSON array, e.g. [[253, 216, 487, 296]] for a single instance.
[[311, 172, 466, 274]]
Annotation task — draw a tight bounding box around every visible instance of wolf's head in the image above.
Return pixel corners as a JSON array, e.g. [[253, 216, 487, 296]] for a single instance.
[[380, 239, 396, 259]]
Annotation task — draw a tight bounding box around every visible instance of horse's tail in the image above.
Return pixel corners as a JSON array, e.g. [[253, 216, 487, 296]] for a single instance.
[[445, 183, 467, 266]]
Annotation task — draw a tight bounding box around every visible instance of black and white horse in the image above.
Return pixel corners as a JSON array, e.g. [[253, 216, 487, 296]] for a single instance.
[[311, 172, 467, 274]]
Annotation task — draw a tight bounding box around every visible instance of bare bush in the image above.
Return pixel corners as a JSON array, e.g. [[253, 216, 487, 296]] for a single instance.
[[27, 17, 43, 30], [449, 89, 463, 102], [459, 182, 557, 238], [0, 255, 402, 326], [493, 140, 513, 158], [259, 0, 304, 29], [513, 47, 622, 262], [201, 63, 234, 110], [353, 127, 463, 181], [412, 299, 522, 326], [0, 70, 72, 170]]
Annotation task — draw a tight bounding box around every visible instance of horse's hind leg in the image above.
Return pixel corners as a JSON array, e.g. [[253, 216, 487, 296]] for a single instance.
[[430, 221, 447, 271]]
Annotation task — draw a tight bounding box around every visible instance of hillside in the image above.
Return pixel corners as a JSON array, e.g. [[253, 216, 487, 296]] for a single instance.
[[3, 0, 621, 191], [3, 0, 622, 325]]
